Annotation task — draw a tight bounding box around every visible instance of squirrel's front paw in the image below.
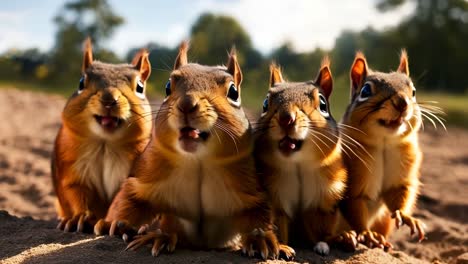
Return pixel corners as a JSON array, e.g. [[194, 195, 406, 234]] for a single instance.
[[241, 228, 284, 260], [126, 228, 178, 257], [94, 219, 137, 241], [333, 230, 358, 252], [392, 210, 426, 242], [357, 230, 393, 250], [57, 211, 95, 233]]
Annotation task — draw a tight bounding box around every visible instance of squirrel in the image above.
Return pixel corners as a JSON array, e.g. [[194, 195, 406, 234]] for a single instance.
[[94, 42, 294, 260], [253, 58, 355, 256], [51, 38, 153, 232], [339, 51, 425, 249]]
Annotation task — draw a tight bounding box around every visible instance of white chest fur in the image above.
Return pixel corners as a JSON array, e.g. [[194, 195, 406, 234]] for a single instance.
[[365, 142, 403, 201], [273, 161, 333, 218], [73, 142, 131, 202]]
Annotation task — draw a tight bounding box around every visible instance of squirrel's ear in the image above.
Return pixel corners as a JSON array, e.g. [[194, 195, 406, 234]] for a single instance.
[[315, 56, 333, 99], [397, 49, 410, 76], [82, 37, 93, 74], [350, 52, 368, 96], [174, 41, 189, 70], [132, 49, 151, 82], [227, 47, 243, 87], [269, 63, 284, 87]]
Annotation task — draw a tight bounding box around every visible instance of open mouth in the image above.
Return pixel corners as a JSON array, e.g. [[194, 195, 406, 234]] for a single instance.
[[378, 117, 404, 130], [94, 115, 123, 132], [179, 127, 210, 152], [278, 136, 303, 156]]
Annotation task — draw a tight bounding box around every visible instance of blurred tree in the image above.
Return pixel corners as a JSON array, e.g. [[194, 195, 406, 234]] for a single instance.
[[49, 0, 124, 86], [376, 0, 468, 92], [189, 13, 258, 68]]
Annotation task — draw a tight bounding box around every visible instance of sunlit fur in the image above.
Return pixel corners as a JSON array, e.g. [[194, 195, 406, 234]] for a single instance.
[[254, 62, 347, 253], [52, 40, 152, 229], [104, 45, 280, 257], [339, 51, 427, 246]]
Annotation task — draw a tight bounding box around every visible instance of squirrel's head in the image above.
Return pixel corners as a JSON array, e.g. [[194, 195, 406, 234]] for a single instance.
[[255, 58, 339, 161], [155, 41, 250, 156], [343, 51, 421, 138], [62, 38, 152, 141]]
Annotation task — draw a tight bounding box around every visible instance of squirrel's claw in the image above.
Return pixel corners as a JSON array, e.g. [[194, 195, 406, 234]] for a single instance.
[[241, 228, 283, 260], [333, 230, 358, 252], [126, 229, 178, 257], [278, 244, 295, 261], [392, 210, 426, 242], [57, 211, 95, 233], [358, 230, 392, 250]]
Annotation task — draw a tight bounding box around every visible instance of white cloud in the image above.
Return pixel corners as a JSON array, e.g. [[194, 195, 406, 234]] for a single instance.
[[192, 0, 415, 53], [0, 1, 415, 57]]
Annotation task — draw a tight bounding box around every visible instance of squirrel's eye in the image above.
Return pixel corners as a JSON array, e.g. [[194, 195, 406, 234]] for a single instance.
[[359, 83, 372, 101], [262, 96, 269, 113], [135, 79, 145, 99], [227, 81, 240, 105], [165, 79, 171, 97], [78, 76, 85, 94], [412, 89, 416, 97], [319, 94, 330, 118]]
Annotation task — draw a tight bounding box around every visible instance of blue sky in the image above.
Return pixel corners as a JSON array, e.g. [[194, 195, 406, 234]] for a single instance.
[[0, 0, 415, 57]]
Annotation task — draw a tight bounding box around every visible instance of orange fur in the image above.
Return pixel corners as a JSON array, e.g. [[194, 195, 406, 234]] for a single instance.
[[98, 43, 282, 260], [339, 51, 424, 249], [52, 38, 152, 232], [254, 60, 349, 255]]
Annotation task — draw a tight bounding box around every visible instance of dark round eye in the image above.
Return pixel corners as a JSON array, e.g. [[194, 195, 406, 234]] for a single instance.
[[78, 76, 85, 94], [412, 89, 416, 97], [227, 81, 239, 102], [360, 83, 372, 99], [135, 79, 145, 99], [165, 79, 171, 97], [319, 94, 329, 118], [262, 96, 269, 113]]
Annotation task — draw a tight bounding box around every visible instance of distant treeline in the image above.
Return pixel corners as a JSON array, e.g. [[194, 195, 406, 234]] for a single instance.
[[0, 0, 467, 109]]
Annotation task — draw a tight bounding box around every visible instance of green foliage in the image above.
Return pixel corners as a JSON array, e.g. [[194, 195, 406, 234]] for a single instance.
[[48, 0, 124, 87]]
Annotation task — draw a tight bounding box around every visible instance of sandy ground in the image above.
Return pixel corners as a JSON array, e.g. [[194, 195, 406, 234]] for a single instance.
[[0, 88, 466, 263]]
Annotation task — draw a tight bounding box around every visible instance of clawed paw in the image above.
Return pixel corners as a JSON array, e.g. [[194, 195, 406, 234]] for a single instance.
[[333, 230, 358, 252], [278, 244, 295, 260], [392, 210, 426, 242], [241, 228, 284, 260], [93, 219, 136, 241], [57, 211, 95, 233], [126, 229, 178, 257], [358, 230, 393, 250]]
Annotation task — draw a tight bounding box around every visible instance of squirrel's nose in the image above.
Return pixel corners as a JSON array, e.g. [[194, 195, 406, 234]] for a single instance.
[[393, 96, 408, 112], [178, 97, 198, 114], [100, 92, 119, 109], [279, 112, 295, 129]]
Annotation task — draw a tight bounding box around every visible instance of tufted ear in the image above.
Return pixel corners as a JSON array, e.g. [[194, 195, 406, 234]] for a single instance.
[[174, 41, 189, 70], [350, 51, 368, 97], [82, 37, 93, 74], [269, 62, 284, 87], [315, 56, 333, 99], [227, 47, 243, 87], [132, 49, 151, 82], [397, 49, 410, 76]]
